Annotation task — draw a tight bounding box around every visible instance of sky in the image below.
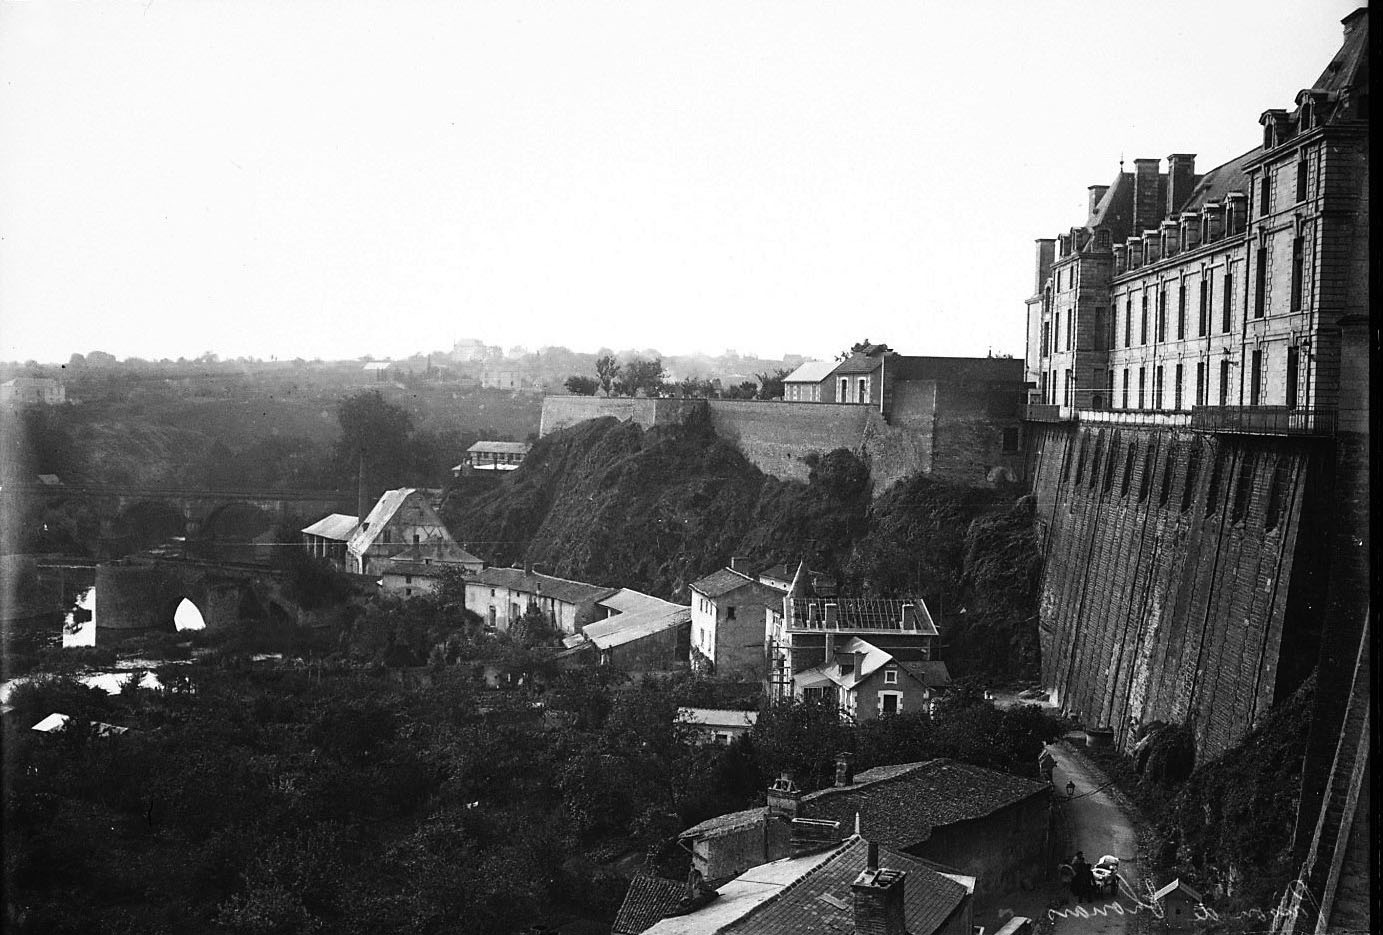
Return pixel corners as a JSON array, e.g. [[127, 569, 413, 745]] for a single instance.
[[0, 0, 1363, 365]]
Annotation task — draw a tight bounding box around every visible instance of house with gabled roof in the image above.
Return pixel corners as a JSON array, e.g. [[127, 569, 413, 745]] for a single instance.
[[323, 487, 461, 577], [677, 756, 1051, 901], [688, 561, 783, 680], [623, 834, 973, 935], [464, 564, 617, 635], [792, 635, 951, 720]]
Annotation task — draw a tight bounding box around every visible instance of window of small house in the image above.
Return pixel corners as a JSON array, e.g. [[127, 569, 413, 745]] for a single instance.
[[884, 668, 898, 685], [726, 605, 736, 620]]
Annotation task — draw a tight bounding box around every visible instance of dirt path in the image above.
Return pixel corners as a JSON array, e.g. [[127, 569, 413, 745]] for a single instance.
[[1038, 737, 1158, 935]]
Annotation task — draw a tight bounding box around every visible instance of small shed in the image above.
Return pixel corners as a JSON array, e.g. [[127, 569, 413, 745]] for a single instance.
[[1152, 878, 1205, 930]]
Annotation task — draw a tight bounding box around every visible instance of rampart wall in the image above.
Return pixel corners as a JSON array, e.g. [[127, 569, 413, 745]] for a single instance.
[[705, 400, 874, 483], [538, 395, 704, 436], [1026, 420, 1331, 759]]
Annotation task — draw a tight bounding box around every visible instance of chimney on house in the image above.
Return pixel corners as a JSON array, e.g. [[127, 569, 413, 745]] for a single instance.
[[523, 561, 533, 577], [854, 649, 866, 676], [1033, 239, 1056, 293], [1132, 158, 1163, 233], [1341, 7, 1364, 38], [766, 774, 802, 821], [789, 818, 844, 856], [824, 631, 836, 662], [834, 752, 856, 787], [730, 555, 752, 573], [824, 603, 838, 628], [852, 848, 908, 935], [1166, 154, 1197, 217], [900, 604, 918, 628], [1087, 185, 1110, 217]]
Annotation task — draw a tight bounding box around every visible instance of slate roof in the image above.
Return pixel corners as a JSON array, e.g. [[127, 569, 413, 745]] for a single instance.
[[1177, 149, 1256, 214], [900, 659, 952, 688], [718, 837, 969, 935], [679, 708, 758, 730], [828, 352, 888, 376], [680, 805, 769, 840], [802, 759, 1051, 851], [467, 440, 531, 455], [470, 566, 617, 606], [599, 588, 683, 615], [301, 513, 359, 541], [613, 875, 688, 935], [783, 360, 837, 384], [347, 488, 418, 554], [583, 606, 691, 650], [642, 847, 842, 935], [689, 568, 762, 599], [679, 759, 1050, 852]]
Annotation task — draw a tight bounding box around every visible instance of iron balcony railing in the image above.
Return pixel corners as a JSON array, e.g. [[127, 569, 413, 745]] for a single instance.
[[1190, 405, 1337, 436]]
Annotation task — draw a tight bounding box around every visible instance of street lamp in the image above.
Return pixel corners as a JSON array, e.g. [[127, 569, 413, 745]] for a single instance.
[[1066, 781, 1076, 798]]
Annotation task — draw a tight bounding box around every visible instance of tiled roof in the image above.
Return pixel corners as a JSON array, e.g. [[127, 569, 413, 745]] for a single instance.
[[470, 566, 617, 606], [613, 875, 688, 935], [689, 568, 762, 599], [719, 837, 969, 935], [584, 606, 691, 650], [802, 759, 1051, 850], [783, 360, 837, 384], [301, 513, 359, 541]]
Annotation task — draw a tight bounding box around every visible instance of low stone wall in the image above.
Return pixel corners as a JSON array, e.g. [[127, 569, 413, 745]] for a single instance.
[[538, 395, 705, 436]]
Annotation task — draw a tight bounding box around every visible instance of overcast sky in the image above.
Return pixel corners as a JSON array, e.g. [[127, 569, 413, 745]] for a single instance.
[[0, 0, 1361, 364]]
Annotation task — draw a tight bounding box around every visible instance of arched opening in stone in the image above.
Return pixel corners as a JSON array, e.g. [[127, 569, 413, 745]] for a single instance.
[[174, 597, 206, 631]]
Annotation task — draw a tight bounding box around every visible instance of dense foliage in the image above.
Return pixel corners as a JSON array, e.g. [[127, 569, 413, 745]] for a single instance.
[[2, 651, 1063, 934]]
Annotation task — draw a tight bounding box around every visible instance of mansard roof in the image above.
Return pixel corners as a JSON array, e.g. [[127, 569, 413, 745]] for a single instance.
[[1176, 149, 1255, 213], [1086, 171, 1135, 241]]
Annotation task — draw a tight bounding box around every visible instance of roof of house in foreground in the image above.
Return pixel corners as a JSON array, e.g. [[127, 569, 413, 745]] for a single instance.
[[680, 758, 1049, 849], [640, 836, 968, 935], [469, 566, 617, 606]]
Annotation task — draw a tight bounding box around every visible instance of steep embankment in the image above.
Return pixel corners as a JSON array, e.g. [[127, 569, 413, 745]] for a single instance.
[[445, 414, 867, 599], [444, 413, 1044, 681]]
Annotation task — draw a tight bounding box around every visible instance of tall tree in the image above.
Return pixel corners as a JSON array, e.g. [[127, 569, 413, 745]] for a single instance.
[[334, 389, 415, 489], [594, 355, 622, 397], [755, 368, 793, 401]]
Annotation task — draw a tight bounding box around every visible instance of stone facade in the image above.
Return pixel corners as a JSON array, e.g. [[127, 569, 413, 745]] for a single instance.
[[1025, 10, 1368, 422]]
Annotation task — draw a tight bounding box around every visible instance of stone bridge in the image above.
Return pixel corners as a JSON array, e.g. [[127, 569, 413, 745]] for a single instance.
[[93, 554, 345, 638], [6, 482, 354, 558]]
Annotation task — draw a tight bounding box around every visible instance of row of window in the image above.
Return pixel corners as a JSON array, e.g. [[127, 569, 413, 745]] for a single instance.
[[1111, 346, 1301, 410]]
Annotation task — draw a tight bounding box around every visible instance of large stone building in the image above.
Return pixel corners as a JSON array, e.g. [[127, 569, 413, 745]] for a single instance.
[[1025, 8, 1368, 424]]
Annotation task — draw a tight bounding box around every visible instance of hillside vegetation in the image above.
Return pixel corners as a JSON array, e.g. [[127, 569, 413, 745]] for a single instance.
[[445, 412, 1043, 681]]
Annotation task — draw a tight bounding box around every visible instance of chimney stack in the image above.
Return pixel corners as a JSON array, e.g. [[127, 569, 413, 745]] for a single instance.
[[789, 818, 844, 856], [1166, 154, 1197, 217], [824, 603, 838, 628], [767, 774, 802, 821], [853, 858, 907, 935], [824, 631, 836, 661], [1087, 185, 1110, 217], [730, 555, 751, 573], [1132, 158, 1163, 233], [1034, 239, 1056, 293]]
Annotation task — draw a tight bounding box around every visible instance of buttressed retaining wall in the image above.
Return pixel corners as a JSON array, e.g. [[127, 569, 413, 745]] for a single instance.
[[1026, 421, 1330, 759]]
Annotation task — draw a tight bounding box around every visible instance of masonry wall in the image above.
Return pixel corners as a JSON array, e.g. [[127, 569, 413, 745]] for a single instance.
[[705, 399, 874, 483], [1025, 420, 1330, 759], [538, 395, 705, 436], [911, 796, 1052, 899]]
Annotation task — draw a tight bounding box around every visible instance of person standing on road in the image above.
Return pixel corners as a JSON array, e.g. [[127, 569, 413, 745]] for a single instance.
[[1072, 851, 1096, 903]]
